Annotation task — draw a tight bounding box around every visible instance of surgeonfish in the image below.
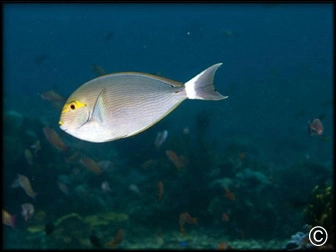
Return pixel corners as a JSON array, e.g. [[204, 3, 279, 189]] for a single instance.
[[59, 63, 228, 143]]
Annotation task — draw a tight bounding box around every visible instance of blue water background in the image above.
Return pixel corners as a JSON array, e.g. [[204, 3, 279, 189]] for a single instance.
[[4, 3, 333, 147]]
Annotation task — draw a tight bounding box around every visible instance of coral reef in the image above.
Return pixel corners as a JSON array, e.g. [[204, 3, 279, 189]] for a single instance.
[[283, 231, 313, 250], [303, 183, 334, 247], [25, 212, 129, 249]]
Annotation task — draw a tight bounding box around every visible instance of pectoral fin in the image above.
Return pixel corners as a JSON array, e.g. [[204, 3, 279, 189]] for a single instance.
[[91, 88, 108, 124]]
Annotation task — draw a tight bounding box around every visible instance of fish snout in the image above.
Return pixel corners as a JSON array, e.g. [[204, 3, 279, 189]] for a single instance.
[[59, 121, 67, 131]]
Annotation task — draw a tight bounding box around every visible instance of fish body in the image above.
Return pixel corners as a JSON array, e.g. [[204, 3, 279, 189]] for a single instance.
[[21, 203, 35, 221], [308, 118, 324, 136], [24, 148, 34, 165], [165, 150, 185, 170], [40, 89, 65, 103], [59, 63, 228, 143], [43, 127, 69, 152], [2, 209, 16, 229], [40, 89, 66, 110], [129, 184, 141, 196], [13, 174, 37, 199], [101, 181, 112, 193], [30, 140, 41, 155], [106, 229, 125, 248], [225, 187, 235, 201], [179, 212, 198, 235], [80, 157, 103, 175], [154, 130, 168, 150]]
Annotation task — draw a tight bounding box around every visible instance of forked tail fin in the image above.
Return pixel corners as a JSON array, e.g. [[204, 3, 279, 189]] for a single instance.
[[184, 63, 228, 100]]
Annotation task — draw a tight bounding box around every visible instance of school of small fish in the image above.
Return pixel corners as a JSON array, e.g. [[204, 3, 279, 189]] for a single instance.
[[3, 61, 330, 250]]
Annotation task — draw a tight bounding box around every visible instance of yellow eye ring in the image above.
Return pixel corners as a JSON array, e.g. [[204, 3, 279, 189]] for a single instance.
[[62, 100, 86, 114]]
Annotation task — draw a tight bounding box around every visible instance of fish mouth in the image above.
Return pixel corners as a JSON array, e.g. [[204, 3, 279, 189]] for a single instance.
[[59, 121, 67, 131]]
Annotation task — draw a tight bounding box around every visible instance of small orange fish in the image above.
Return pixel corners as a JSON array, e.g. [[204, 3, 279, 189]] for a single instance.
[[142, 159, 159, 169], [12, 174, 37, 199], [157, 181, 164, 200], [179, 212, 198, 235], [24, 148, 34, 165], [80, 157, 103, 175], [308, 118, 324, 136], [106, 229, 125, 248], [217, 241, 232, 250], [64, 150, 81, 163], [40, 89, 65, 102], [222, 212, 229, 222], [39, 89, 66, 110], [43, 127, 69, 152], [2, 209, 16, 229], [165, 150, 185, 171], [225, 187, 236, 201]]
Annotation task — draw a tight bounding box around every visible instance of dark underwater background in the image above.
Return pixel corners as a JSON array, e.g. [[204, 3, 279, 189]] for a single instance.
[[3, 3, 333, 249]]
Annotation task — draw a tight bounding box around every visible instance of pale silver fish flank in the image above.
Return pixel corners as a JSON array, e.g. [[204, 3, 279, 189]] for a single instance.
[[59, 63, 228, 143]]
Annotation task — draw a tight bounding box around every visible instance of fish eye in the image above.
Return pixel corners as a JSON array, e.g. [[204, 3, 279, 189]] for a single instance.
[[70, 103, 76, 110], [63, 101, 86, 114]]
